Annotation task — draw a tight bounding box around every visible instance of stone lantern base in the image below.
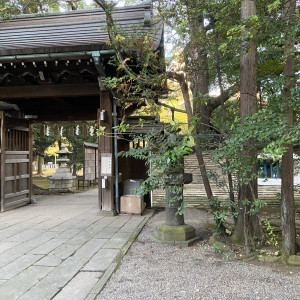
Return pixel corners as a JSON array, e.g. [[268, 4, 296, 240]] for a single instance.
[[49, 178, 76, 192], [49, 144, 76, 193], [152, 170, 200, 247], [152, 224, 201, 247], [49, 168, 76, 193]]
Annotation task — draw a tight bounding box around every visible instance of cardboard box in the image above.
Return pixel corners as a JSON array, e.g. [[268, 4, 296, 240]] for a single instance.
[[120, 195, 146, 215]]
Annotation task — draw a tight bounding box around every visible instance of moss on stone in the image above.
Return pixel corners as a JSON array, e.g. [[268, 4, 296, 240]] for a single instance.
[[287, 255, 300, 266], [156, 224, 196, 241]]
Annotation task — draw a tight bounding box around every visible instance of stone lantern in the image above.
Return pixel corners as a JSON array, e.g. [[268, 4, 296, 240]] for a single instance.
[[152, 134, 200, 246], [49, 144, 76, 192]]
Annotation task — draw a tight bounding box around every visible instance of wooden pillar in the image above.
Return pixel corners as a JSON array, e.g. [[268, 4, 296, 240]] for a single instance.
[[270, 159, 274, 178], [28, 121, 33, 202], [0, 111, 5, 212], [257, 159, 261, 178], [98, 83, 115, 214], [263, 159, 268, 178], [276, 161, 281, 178]]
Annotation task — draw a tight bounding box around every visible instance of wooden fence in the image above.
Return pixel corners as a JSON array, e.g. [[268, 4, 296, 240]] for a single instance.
[[152, 153, 300, 209]]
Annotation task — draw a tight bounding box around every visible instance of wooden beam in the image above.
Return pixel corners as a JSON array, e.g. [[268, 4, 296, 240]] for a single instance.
[[1, 112, 5, 212], [31, 107, 98, 121], [0, 83, 99, 99], [34, 113, 98, 122]]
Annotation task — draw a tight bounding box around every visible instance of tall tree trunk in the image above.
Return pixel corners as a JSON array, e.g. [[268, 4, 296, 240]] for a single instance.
[[233, 0, 261, 250], [186, 3, 210, 134], [213, 24, 236, 218], [72, 152, 77, 176], [37, 156, 44, 175], [281, 0, 296, 260], [184, 3, 214, 200], [180, 77, 213, 201], [180, 74, 226, 232]]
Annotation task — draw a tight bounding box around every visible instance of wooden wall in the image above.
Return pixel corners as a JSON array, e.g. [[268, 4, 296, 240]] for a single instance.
[[152, 153, 300, 209], [84, 147, 98, 181]]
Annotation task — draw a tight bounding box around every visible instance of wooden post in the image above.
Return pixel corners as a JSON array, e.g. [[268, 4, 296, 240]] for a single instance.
[[98, 82, 115, 215], [1, 112, 5, 212], [97, 108, 102, 210], [28, 121, 33, 202], [276, 161, 280, 178], [263, 159, 268, 178], [270, 159, 274, 178]]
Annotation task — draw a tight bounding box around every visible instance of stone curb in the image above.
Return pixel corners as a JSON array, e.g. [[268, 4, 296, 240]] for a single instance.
[[86, 211, 154, 300]]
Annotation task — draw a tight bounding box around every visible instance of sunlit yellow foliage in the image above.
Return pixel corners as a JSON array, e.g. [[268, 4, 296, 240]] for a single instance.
[[45, 141, 59, 157], [132, 79, 188, 132], [159, 80, 188, 133], [45, 138, 70, 157]]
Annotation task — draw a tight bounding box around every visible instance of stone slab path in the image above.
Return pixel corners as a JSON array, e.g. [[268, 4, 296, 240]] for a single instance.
[[0, 188, 150, 300]]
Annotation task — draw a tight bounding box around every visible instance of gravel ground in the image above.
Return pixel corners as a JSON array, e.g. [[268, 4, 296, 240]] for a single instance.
[[99, 208, 300, 300]]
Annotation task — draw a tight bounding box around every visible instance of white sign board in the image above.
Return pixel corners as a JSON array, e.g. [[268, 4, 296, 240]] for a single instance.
[[101, 153, 112, 176]]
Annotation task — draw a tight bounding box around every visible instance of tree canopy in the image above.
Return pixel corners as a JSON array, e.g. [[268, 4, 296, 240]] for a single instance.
[[94, 0, 299, 257]]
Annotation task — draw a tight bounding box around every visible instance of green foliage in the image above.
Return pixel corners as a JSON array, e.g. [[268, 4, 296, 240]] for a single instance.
[[113, 121, 130, 134], [211, 244, 221, 253], [164, 142, 192, 165], [223, 252, 233, 261], [119, 127, 193, 214], [264, 219, 278, 247], [98, 0, 299, 247], [33, 124, 56, 155], [0, 0, 92, 18], [97, 126, 106, 136], [212, 107, 300, 188], [33, 123, 97, 174], [248, 199, 268, 215], [208, 196, 227, 233], [176, 201, 187, 216], [63, 123, 97, 173]]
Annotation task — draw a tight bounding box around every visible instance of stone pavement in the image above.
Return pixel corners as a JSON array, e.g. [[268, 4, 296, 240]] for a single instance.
[[0, 188, 151, 300]]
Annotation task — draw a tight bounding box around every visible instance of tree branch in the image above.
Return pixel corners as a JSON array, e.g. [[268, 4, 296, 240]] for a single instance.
[[208, 84, 239, 111], [166, 71, 185, 83], [93, 0, 139, 81], [155, 101, 186, 113], [124, 101, 147, 116]]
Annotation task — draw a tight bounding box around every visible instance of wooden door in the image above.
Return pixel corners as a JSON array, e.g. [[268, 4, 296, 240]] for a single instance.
[[1, 113, 32, 212]]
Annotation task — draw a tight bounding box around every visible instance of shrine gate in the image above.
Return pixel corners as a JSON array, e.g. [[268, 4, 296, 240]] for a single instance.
[[0, 2, 163, 213]]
